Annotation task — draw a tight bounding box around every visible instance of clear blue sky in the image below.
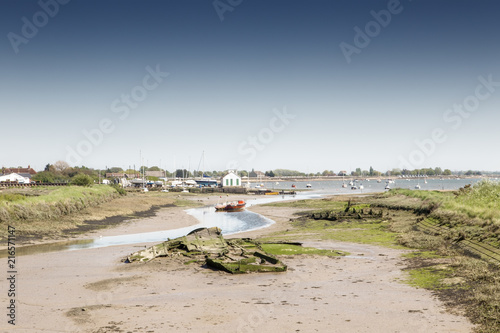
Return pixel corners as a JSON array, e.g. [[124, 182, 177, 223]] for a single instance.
[[1, 0, 499, 173]]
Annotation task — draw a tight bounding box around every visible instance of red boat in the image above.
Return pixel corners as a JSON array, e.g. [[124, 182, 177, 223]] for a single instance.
[[215, 200, 246, 211]]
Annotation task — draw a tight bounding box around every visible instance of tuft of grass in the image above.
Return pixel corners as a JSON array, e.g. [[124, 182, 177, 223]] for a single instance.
[[263, 198, 347, 210], [0, 193, 26, 202], [290, 217, 401, 248], [260, 243, 347, 257], [405, 266, 454, 290], [402, 251, 443, 259]]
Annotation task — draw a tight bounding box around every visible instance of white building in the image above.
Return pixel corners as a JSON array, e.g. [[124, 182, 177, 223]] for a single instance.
[[0, 173, 31, 183], [221, 170, 241, 187]]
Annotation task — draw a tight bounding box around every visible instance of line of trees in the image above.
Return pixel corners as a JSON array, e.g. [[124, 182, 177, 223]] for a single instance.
[[27, 161, 482, 185]]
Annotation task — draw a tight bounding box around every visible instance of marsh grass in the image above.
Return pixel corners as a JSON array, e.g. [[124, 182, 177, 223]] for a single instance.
[[0, 186, 118, 225], [0, 193, 26, 202], [261, 198, 403, 248], [0, 188, 188, 242], [385, 181, 500, 226]]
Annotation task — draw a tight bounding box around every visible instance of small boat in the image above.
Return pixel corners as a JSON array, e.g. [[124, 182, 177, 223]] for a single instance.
[[385, 184, 390, 190], [306, 184, 312, 188], [359, 184, 364, 190], [415, 184, 421, 189], [215, 200, 246, 211], [291, 184, 296, 188], [351, 185, 358, 190], [342, 183, 347, 188]]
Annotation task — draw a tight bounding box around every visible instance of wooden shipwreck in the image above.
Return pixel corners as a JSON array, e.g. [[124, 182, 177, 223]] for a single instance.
[[125, 227, 287, 274]]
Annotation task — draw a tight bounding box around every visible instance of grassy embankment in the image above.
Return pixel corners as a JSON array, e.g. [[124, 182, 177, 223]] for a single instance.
[[259, 181, 500, 333], [0, 186, 200, 243]]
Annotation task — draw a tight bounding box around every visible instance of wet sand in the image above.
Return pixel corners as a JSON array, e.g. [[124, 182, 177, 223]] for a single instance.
[[1, 195, 474, 332]]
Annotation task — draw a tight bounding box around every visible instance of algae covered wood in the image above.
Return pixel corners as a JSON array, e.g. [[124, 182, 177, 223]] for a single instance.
[[124, 227, 287, 274]]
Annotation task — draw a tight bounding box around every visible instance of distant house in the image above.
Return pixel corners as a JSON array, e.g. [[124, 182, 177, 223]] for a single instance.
[[1, 166, 37, 179], [249, 170, 265, 178], [0, 173, 31, 183], [221, 170, 241, 187], [338, 171, 348, 176], [106, 173, 125, 178], [105, 173, 140, 178], [255, 171, 265, 177], [145, 171, 164, 178]]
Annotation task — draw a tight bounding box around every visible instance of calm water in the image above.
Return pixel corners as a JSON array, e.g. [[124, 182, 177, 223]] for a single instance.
[[256, 177, 483, 193], [1, 178, 482, 257]]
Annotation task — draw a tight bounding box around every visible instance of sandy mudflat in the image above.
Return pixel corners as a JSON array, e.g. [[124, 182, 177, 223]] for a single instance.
[[1, 195, 474, 332]]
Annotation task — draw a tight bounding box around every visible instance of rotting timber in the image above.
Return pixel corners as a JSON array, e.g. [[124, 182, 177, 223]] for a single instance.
[[124, 227, 287, 274]]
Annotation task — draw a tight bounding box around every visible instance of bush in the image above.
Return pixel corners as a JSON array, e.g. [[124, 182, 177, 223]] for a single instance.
[[110, 184, 127, 196], [71, 174, 93, 187]]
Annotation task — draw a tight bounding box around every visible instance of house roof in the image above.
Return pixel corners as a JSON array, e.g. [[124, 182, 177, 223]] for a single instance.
[[2, 166, 37, 175], [221, 170, 241, 178]]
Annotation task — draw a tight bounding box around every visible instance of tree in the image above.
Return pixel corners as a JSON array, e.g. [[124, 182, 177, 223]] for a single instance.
[[192, 170, 203, 177], [443, 169, 452, 176], [434, 167, 443, 175], [175, 169, 191, 178], [107, 167, 124, 174], [265, 170, 275, 177], [148, 166, 161, 171], [32, 171, 56, 183], [71, 174, 93, 186], [53, 160, 70, 173], [369, 166, 374, 176], [273, 169, 306, 177]]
